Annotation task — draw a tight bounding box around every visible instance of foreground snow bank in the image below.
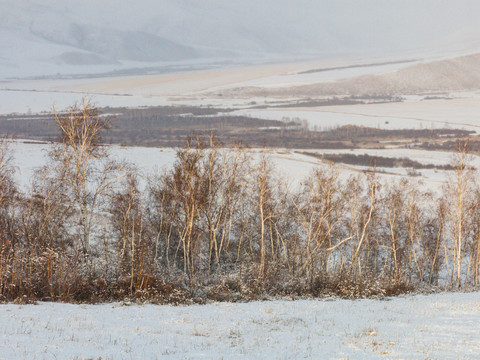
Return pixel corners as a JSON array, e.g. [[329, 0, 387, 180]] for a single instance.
[[1, 292, 479, 359]]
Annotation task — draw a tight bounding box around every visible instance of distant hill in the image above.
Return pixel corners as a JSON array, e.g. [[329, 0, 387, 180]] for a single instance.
[[2, 0, 480, 79], [215, 53, 480, 97]]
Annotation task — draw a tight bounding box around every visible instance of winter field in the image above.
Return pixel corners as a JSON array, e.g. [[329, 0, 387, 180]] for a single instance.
[[1, 292, 479, 359], [8, 140, 468, 193], [231, 95, 480, 133]]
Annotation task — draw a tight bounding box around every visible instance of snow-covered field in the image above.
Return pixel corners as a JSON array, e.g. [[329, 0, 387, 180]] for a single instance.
[[0, 89, 174, 115], [232, 94, 480, 133], [9, 141, 328, 193], [3, 61, 480, 143], [298, 148, 466, 188], [0, 61, 314, 114], [2, 54, 480, 117], [10, 138, 476, 196], [1, 292, 479, 359], [304, 148, 455, 167], [202, 60, 419, 90], [8, 141, 177, 190], [9, 140, 465, 193]]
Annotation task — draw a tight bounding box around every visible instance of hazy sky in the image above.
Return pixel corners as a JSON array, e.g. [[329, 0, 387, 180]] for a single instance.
[[4, 1, 480, 54], [1, 0, 480, 77], [55, 0, 480, 54]]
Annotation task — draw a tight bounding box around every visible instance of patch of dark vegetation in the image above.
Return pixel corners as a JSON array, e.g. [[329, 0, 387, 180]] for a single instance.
[[0, 112, 352, 148], [111, 104, 231, 117], [423, 96, 452, 101], [0, 272, 415, 305], [301, 152, 455, 170], [0, 105, 474, 150], [251, 95, 403, 109], [297, 59, 417, 75], [320, 125, 473, 140], [249, 95, 404, 109], [250, 97, 362, 109], [419, 139, 480, 153]]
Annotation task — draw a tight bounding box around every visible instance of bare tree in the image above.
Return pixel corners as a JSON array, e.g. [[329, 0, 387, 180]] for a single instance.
[[346, 172, 377, 280], [443, 140, 476, 286], [292, 165, 346, 281], [0, 138, 17, 299], [51, 98, 126, 262], [18, 166, 76, 300], [109, 170, 153, 294], [149, 136, 250, 279], [0, 138, 15, 206]]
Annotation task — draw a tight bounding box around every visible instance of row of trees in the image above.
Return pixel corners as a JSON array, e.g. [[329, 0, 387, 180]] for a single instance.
[[0, 100, 479, 302]]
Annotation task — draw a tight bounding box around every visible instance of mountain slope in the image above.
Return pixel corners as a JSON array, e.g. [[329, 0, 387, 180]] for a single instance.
[[215, 53, 480, 97], [2, 0, 480, 79], [30, 22, 199, 63]]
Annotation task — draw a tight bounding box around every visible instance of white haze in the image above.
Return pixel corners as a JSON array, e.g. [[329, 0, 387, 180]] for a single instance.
[[1, 0, 480, 79]]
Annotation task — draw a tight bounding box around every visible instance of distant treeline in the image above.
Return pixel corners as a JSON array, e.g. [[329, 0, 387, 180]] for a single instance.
[[420, 139, 480, 153], [302, 152, 456, 170], [0, 105, 473, 148], [250, 95, 404, 109], [297, 59, 417, 75]]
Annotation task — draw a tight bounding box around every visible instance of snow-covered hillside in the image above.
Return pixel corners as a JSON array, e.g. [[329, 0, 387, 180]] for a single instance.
[[1, 292, 479, 359], [2, 0, 480, 79]]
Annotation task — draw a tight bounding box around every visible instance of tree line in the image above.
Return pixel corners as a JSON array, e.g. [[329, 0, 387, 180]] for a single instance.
[[303, 152, 456, 170], [0, 100, 479, 303]]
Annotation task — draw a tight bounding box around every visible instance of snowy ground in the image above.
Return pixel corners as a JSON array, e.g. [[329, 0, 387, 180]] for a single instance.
[[8, 141, 177, 190], [11, 137, 478, 202], [231, 94, 480, 133], [3, 64, 480, 142], [1, 292, 479, 359], [9, 140, 465, 193], [3, 55, 480, 118], [0, 60, 336, 114]]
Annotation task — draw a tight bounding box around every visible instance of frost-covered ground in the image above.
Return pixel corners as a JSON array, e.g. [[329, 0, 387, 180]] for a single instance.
[[8, 141, 177, 190], [9, 140, 464, 193], [8, 141, 330, 193], [1, 292, 479, 359], [10, 139, 474, 195], [231, 94, 480, 133], [3, 55, 480, 118]]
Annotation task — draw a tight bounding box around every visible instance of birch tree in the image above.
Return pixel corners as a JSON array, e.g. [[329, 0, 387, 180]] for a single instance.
[[50, 98, 126, 263]]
